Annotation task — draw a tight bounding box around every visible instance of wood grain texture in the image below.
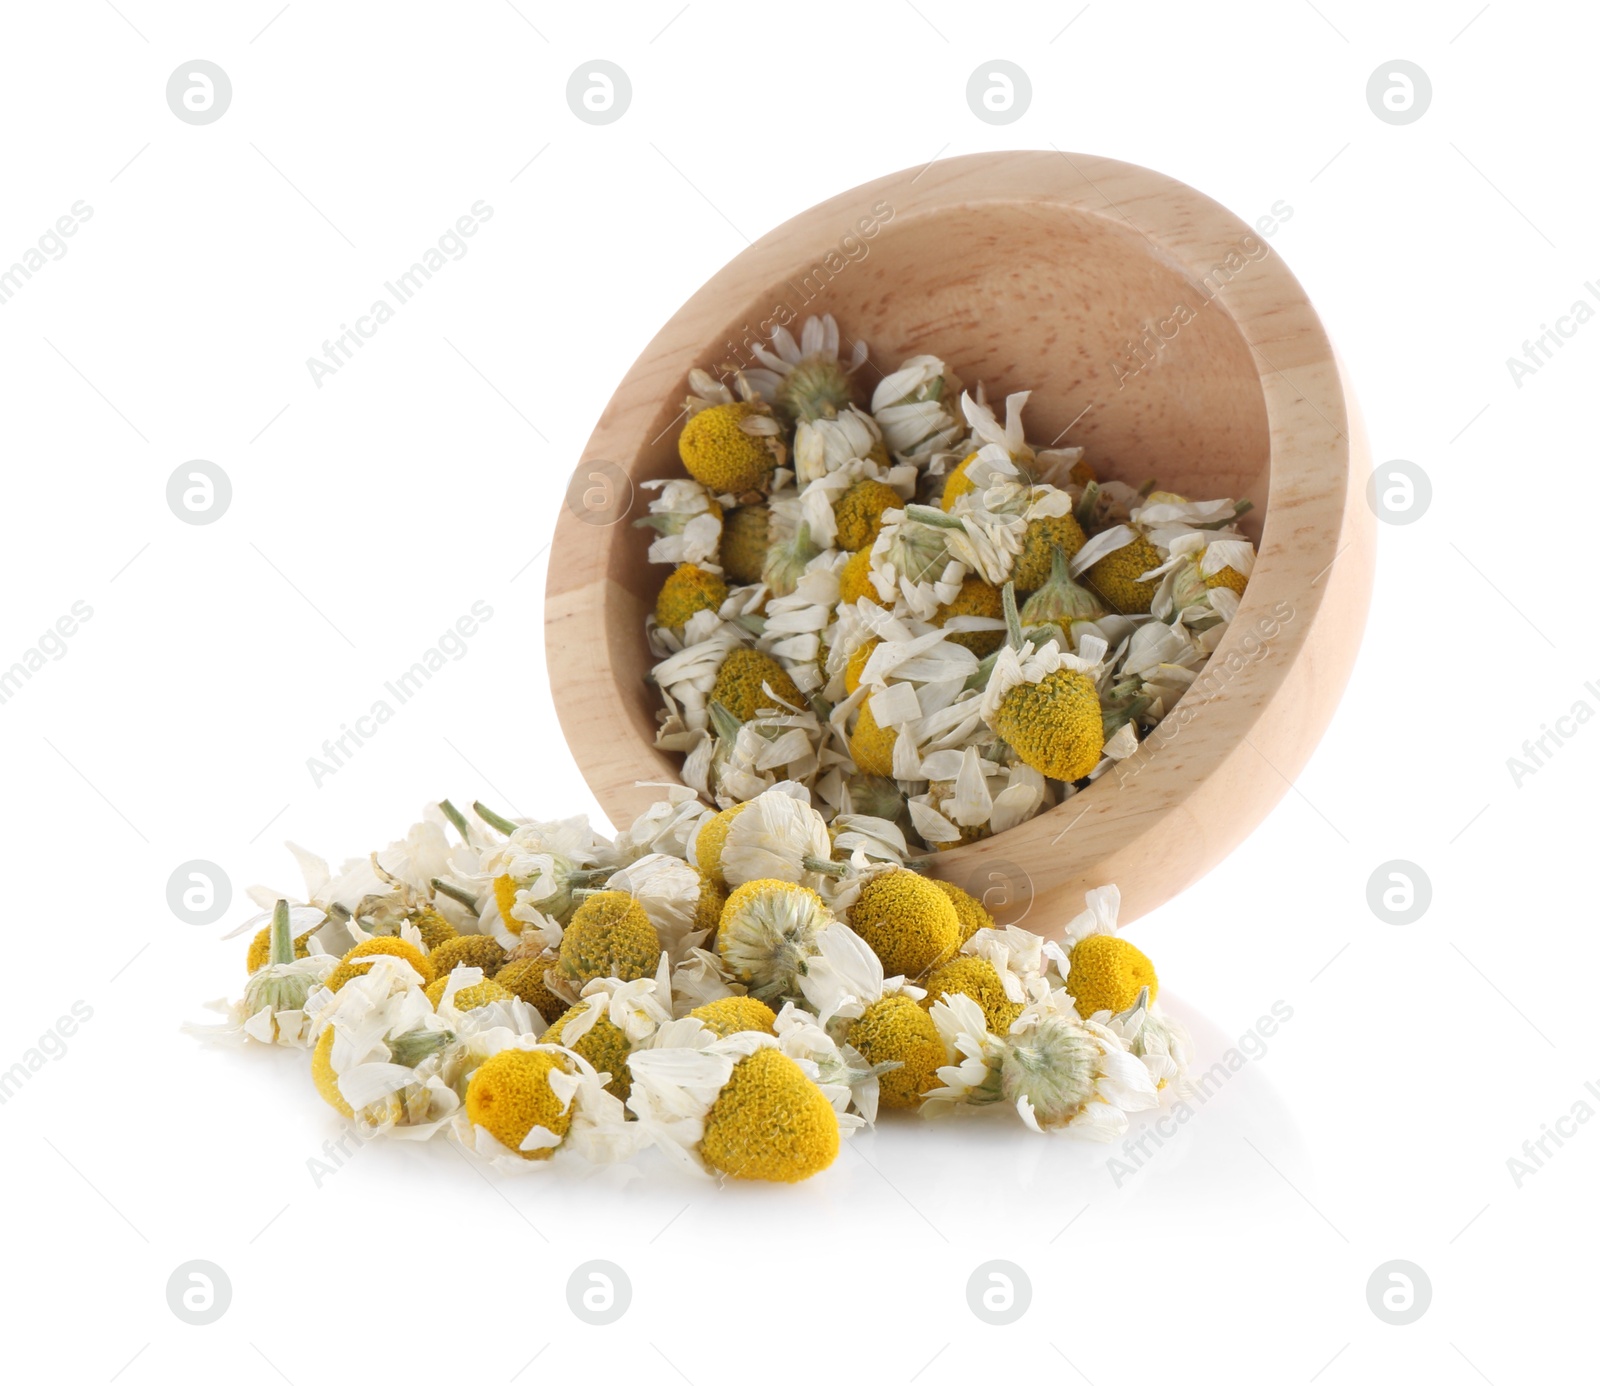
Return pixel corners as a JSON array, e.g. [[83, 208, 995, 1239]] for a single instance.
[[546, 150, 1374, 930]]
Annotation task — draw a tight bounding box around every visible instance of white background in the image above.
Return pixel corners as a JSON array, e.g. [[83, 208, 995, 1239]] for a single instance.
[[0, 1, 1591, 1381]]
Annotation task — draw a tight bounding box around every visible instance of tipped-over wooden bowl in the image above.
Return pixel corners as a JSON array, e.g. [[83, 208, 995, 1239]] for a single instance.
[[546, 150, 1373, 929]]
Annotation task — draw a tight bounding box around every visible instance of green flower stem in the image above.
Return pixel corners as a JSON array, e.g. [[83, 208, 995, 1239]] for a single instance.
[[473, 801, 518, 836], [1002, 581, 1024, 652], [269, 899, 293, 967], [903, 503, 966, 531], [1072, 481, 1100, 529], [431, 879, 479, 911], [438, 799, 471, 841], [801, 856, 849, 878]]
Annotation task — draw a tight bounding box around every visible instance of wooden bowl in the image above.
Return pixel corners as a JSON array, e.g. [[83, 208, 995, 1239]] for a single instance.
[[546, 151, 1373, 929]]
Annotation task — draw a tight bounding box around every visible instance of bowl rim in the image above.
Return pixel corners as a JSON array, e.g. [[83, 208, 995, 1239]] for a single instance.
[[546, 149, 1373, 929]]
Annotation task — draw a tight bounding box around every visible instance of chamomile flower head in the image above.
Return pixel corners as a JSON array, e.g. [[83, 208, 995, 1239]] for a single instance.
[[848, 700, 898, 778], [655, 564, 729, 635], [678, 399, 785, 499], [793, 405, 887, 484], [636, 477, 724, 568], [429, 934, 509, 979], [713, 784, 832, 888], [746, 314, 868, 424], [424, 975, 515, 1011], [922, 956, 1023, 1036], [325, 937, 435, 993], [543, 1004, 636, 1100], [871, 354, 965, 462], [194, 902, 338, 1045], [559, 891, 662, 986], [1013, 514, 1089, 592], [846, 869, 960, 980], [494, 955, 563, 1023], [715, 879, 832, 1003], [759, 506, 822, 599], [700, 1046, 842, 1180], [689, 995, 778, 1038], [933, 575, 1005, 658], [834, 479, 902, 552], [838, 547, 888, 609], [982, 640, 1106, 783], [1000, 1011, 1158, 1137], [711, 648, 804, 722], [940, 453, 981, 511], [869, 508, 960, 616], [1066, 934, 1158, 1018], [463, 1047, 575, 1160], [843, 636, 880, 694], [1019, 545, 1104, 633], [847, 994, 944, 1110], [1100, 989, 1193, 1095], [478, 813, 609, 936], [246, 924, 315, 973], [929, 879, 995, 943], [311, 1026, 355, 1117], [690, 802, 748, 888], [1073, 527, 1164, 615], [719, 504, 772, 584]]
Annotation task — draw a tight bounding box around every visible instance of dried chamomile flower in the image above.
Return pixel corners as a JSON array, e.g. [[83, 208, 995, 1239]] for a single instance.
[[848, 993, 945, 1111], [929, 878, 995, 943], [793, 405, 886, 484], [679, 370, 787, 499], [871, 354, 965, 462], [655, 563, 730, 635], [849, 700, 898, 778], [494, 954, 564, 1023], [601, 852, 720, 961], [559, 891, 662, 986], [689, 801, 747, 888], [543, 1003, 639, 1101], [932, 575, 1005, 658], [922, 955, 1023, 1036], [711, 647, 804, 721], [1019, 545, 1104, 637], [719, 503, 773, 584], [189, 901, 338, 1047], [999, 1008, 1158, 1136], [636, 477, 724, 568], [627, 1033, 846, 1181], [472, 807, 611, 944], [981, 637, 1106, 783], [1065, 935, 1158, 1018], [716, 878, 832, 1003], [1099, 988, 1193, 1096], [745, 313, 868, 423], [838, 547, 889, 609], [463, 1046, 576, 1160], [1013, 514, 1089, 591], [246, 922, 316, 973], [868, 507, 964, 618], [325, 936, 436, 993], [429, 933, 509, 979], [833, 479, 902, 553], [689, 996, 778, 1038], [712, 784, 832, 888], [424, 973, 515, 1012], [1071, 526, 1165, 615], [846, 868, 959, 980]]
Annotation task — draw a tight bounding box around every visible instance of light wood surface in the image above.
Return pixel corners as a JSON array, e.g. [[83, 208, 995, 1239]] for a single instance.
[[546, 150, 1374, 931]]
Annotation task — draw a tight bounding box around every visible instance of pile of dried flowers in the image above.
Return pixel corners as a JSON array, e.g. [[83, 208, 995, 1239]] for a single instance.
[[189, 315, 1228, 1183], [645, 315, 1255, 848]]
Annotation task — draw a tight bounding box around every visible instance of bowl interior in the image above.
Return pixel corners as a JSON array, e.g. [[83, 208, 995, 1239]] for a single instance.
[[605, 200, 1274, 772]]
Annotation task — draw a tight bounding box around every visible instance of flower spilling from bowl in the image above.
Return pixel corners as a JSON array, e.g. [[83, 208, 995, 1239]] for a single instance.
[[644, 314, 1257, 850], [190, 785, 1193, 1183]]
